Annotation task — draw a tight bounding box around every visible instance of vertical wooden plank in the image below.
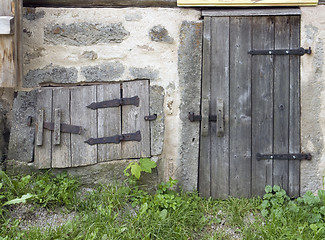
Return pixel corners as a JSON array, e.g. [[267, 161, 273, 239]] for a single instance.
[[15, 0, 23, 88], [273, 16, 290, 191], [210, 17, 230, 199], [229, 17, 252, 198], [251, 16, 275, 196], [0, 0, 16, 87], [71, 86, 97, 167], [52, 88, 71, 168], [36, 109, 44, 146], [288, 16, 301, 197], [97, 84, 121, 161], [122, 80, 150, 159], [199, 17, 211, 198], [53, 109, 61, 145], [35, 88, 52, 169]]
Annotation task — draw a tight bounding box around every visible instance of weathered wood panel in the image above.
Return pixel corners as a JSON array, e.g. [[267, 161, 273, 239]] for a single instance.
[[24, 0, 177, 7], [199, 17, 211, 198], [35, 88, 52, 169], [229, 17, 252, 197], [122, 80, 150, 159], [52, 88, 71, 168], [70, 86, 97, 167], [97, 84, 121, 162], [288, 16, 301, 197], [251, 16, 274, 196], [179, 0, 317, 6], [0, 0, 16, 87], [210, 17, 230, 199], [202, 8, 301, 17], [273, 16, 290, 190]]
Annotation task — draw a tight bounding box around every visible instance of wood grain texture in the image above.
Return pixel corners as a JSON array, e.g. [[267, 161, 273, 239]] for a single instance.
[[15, 0, 23, 88], [288, 16, 301, 197], [273, 16, 290, 191], [35, 88, 52, 169], [199, 16, 211, 198], [97, 84, 121, 161], [202, 8, 301, 17], [0, 0, 16, 87], [71, 86, 97, 167], [122, 80, 150, 159], [251, 16, 274, 196], [179, 0, 317, 6], [24, 0, 177, 7], [210, 17, 230, 199], [229, 17, 252, 198], [52, 88, 71, 168]]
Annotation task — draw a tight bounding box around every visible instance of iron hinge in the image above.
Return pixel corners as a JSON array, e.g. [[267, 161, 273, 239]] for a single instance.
[[256, 153, 312, 161], [84, 130, 141, 145], [144, 114, 157, 121], [87, 96, 139, 110], [248, 47, 312, 56]]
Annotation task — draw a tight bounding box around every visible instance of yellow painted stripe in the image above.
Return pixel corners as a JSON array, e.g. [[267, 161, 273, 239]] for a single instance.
[[177, 0, 318, 6]]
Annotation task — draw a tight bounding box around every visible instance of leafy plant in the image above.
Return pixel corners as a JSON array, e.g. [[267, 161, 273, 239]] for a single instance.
[[123, 158, 157, 180]]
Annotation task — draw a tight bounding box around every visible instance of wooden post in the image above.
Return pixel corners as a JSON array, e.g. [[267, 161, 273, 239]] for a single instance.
[[0, 0, 22, 88]]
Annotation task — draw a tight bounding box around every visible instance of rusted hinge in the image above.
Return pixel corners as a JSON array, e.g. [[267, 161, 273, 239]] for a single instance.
[[256, 153, 312, 161], [248, 47, 312, 56], [87, 96, 139, 110], [84, 130, 141, 145]]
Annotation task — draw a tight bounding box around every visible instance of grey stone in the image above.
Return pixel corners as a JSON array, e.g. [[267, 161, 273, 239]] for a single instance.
[[149, 25, 174, 44], [24, 47, 46, 64], [23, 8, 45, 21], [150, 85, 165, 156], [8, 90, 37, 163], [44, 23, 130, 46], [81, 62, 125, 82], [177, 21, 203, 191], [23, 65, 78, 88], [129, 67, 159, 80], [81, 51, 98, 60]]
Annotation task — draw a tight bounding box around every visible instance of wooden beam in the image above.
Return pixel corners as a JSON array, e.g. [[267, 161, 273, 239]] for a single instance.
[[0, 16, 14, 35], [24, 0, 177, 7], [178, 0, 318, 7], [203, 8, 302, 17]]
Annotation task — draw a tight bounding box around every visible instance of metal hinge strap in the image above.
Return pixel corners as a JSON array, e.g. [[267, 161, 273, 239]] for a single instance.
[[248, 47, 312, 56], [188, 112, 217, 122], [87, 96, 139, 110], [256, 153, 312, 161], [84, 130, 141, 145]]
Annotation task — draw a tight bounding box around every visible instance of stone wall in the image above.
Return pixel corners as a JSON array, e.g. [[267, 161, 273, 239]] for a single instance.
[[301, 5, 325, 193], [7, 7, 202, 191]]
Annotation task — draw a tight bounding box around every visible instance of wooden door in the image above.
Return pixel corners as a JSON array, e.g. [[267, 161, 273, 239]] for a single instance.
[[35, 81, 150, 169], [200, 13, 301, 198]]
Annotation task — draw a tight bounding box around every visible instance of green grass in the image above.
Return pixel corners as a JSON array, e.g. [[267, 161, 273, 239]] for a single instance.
[[1, 171, 325, 240]]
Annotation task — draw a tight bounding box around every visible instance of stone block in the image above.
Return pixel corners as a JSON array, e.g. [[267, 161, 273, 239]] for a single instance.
[[8, 90, 37, 163], [129, 67, 159, 80], [24, 65, 78, 87], [44, 22, 129, 46], [177, 21, 203, 191], [81, 62, 125, 82], [23, 8, 45, 21]]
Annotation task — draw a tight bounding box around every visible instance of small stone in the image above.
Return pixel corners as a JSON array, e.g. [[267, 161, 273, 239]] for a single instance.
[[149, 25, 174, 44], [23, 8, 45, 21], [129, 67, 159, 80]]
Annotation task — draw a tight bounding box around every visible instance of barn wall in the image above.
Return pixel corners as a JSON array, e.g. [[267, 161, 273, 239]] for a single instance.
[[300, 5, 325, 194], [6, 7, 202, 190]]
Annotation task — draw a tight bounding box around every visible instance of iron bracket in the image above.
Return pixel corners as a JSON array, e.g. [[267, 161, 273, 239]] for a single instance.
[[84, 130, 141, 145], [188, 112, 217, 122], [256, 153, 312, 161], [87, 96, 139, 110], [144, 114, 157, 121], [248, 47, 312, 56]]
